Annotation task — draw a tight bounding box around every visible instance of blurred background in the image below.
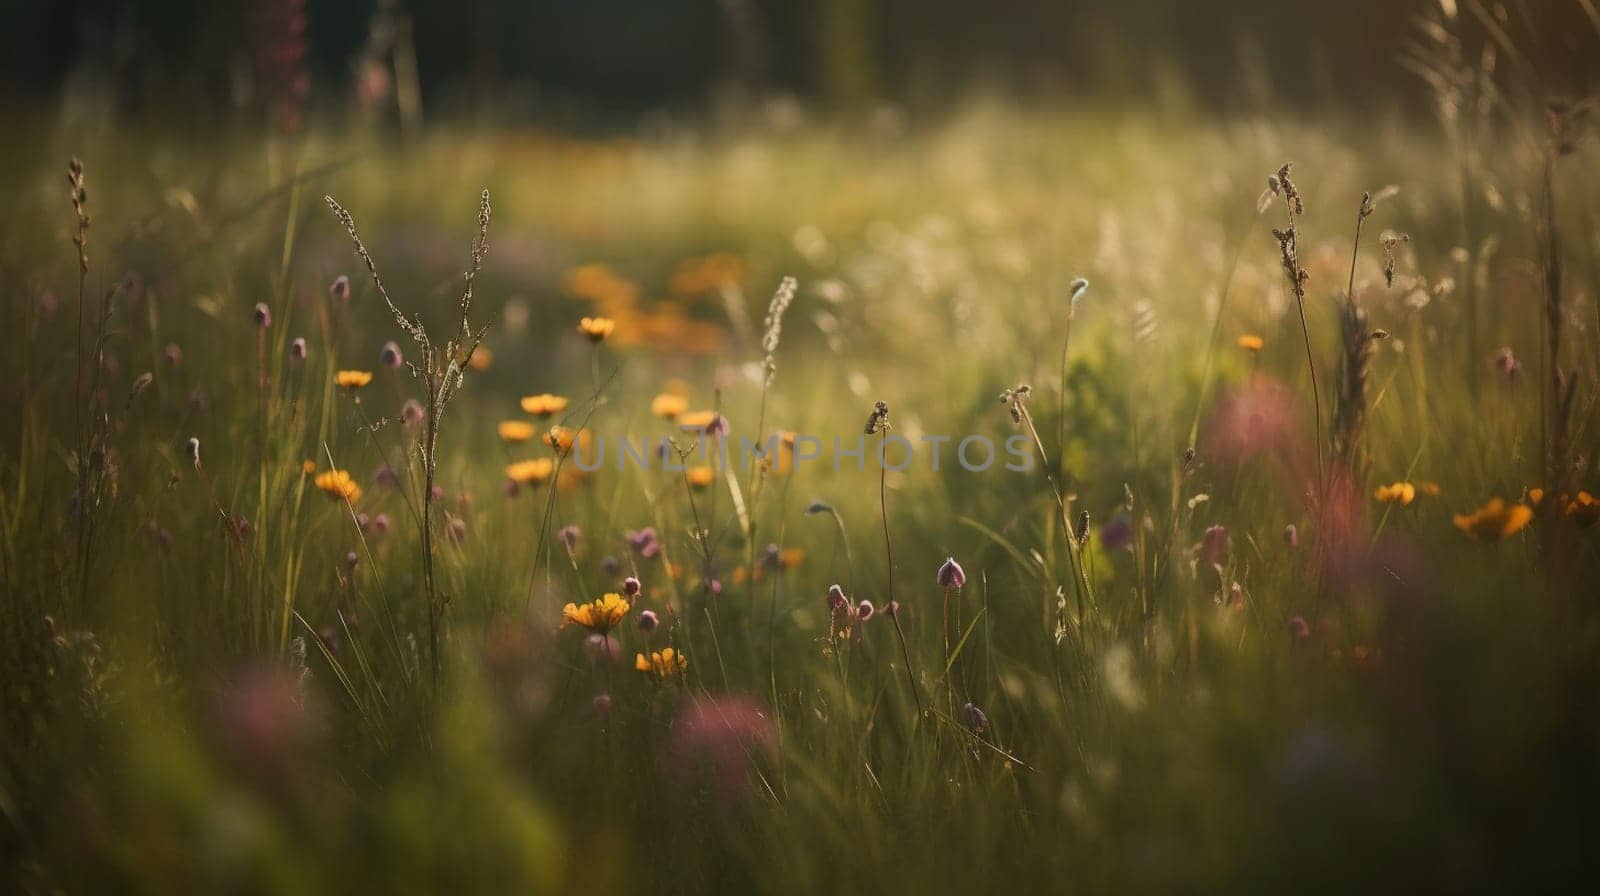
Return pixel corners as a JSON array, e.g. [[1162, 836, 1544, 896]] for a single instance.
[[4, 0, 1599, 127]]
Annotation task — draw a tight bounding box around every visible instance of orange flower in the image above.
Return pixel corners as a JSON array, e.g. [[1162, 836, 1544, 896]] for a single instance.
[[467, 346, 493, 371], [677, 410, 728, 435], [1568, 491, 1599, 529], [335, 370, 373, 389], [505, 458, 554, 485], [543, 426, 589, 456], [1373, 482, 1416, 505], [498, 420, 537, 443], [313, 469, 362, 502], [521, 393, 570, 418], [686, 465, 715, 488], [651, 392, 689, 420], [1236, 334, 1265, 352], [301, 459, 316, 474], [579, 316, 616, 342], [1452, 498, 1534, 542], [635, 646, 688, 679]]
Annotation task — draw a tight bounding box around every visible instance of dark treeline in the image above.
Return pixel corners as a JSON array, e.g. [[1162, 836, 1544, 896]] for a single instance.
[[3, 0, 1598, 119]]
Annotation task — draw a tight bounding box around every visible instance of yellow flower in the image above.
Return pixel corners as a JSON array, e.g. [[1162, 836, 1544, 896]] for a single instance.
[[335, 370, 374, 389], [521, 393, 569, 418], [651, 392, 689, 420], [1453, 498, 1534, 542], [498, 420, 537, 443], [635, 646, 688, 679], [579, 316, 616, 342], [468, 346, 493, 371], [1236, 334, 1265, 352], [313, 469, 362, 502], [1374, 482, 1416, 505], [562, 593, 630, 635], [1526, 488, 1546, 506], [505, 458, 554, 485], [686, 465, 715, 488], [543, 425, 590, 456]]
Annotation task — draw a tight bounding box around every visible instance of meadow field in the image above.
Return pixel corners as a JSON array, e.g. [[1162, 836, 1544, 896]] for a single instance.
[[4, 38, 1600, 893]]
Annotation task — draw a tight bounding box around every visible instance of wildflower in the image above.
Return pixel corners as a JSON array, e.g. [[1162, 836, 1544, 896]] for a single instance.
[[623, 576, 641, 598], [521, 393, 569, 417], [678, 410, 730, 437], [329, 274, 350, 301], [592, 694, 613, 718], [562, 593, 630, 635], [1568, 492, 1599, 529], [371, 513, 391, 534], [542, 425, 587, 455], [1287, 616, 1311, 642], [558, 524, 582, 551], [651, 392, 689, 420], [379, 340, 403, 368], [185, 437, 201, 467], [585, 633, 621, 663], [961, 702, 989, 734], [163, 343, 183, 366], [401, 399, 425, 425], [301, 459, 316, 474], [505, 458, 554, 486], [446, 515, 467, 543], [253, 302, 272, 328], [855, 599, 875, 622], [498, 420, 537, 442], [638, 609, 659, 633], [827, 584, 849, 611], [936, 557, 966, 590], [1452, 499, 1533, 542], [686, 465, 715, 488], [1199, 525, 1230, 568], [579, 316, 615, 342], [1237, 334, 1265, 352], [627, 527, 662, 558], [1284, 524, 1299, 549], [1100, 515, 1133, 552], [344, 551, 359, 572], [635, 646, 688, 679], [289, 337, 308, 362], [314, 469, 362, 502], [372, 465, 401, 489], [335, 370, 374, 389], [884, 600, 901, 618], [1373, 482, 1417, 505], [1492, 347, 1520, 379], [467, 346, 493, 371]]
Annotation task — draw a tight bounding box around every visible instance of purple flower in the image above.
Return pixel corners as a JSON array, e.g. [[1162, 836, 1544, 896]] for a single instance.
[[371, 513, 391, 534], [1099, 515, 1133, 552], [289, 337, 308, 362], [855, 599, 875, 622], [330, 275, 351, 301], [1287, 615, 1311, 642], [827, 584, 848, 611], [253, 302, 272, 328], [344, 551, 360, 572], [1283, 524, 1299, 549], [592, 693, 612, 718], [623, 576, 641, 598], [936, 557, 966, 590], [446, 515, 467, 543], [401, 399, 425, 425], [627, 527, 661, 558], [1492, 346, 1519, 379], [372, 466, 401, 489], [961, 702, 989, 733], [163, 343, 183, 366], [638, 609, 659, 633], [557, 524, 581, 551], [666, 695, 777, 802], [379, 340, 403, 368]]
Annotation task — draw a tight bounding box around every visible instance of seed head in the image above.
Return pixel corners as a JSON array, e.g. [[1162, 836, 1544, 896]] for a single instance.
[[936, 557, 966, 590]]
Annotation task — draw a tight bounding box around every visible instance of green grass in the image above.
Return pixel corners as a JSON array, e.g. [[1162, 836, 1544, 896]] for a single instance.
[[2, 97, 1599, 892]]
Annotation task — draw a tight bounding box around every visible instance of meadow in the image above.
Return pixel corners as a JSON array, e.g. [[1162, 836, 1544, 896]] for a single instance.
[[3, 77, 1599, 891]]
